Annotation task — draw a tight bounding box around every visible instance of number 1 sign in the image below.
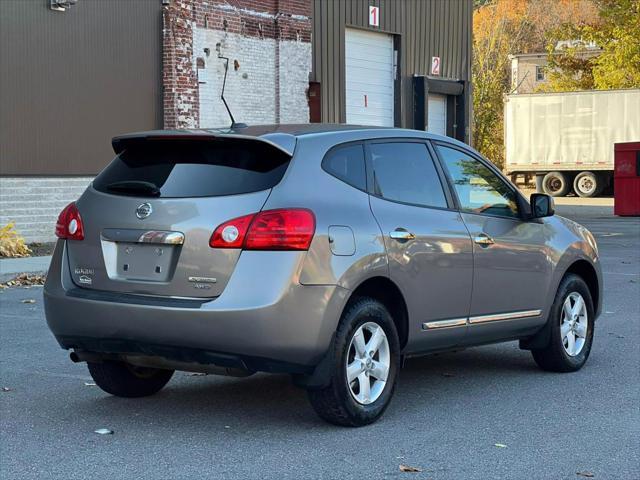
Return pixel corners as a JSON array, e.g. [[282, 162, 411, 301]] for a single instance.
[[369, 6, 379, 27]]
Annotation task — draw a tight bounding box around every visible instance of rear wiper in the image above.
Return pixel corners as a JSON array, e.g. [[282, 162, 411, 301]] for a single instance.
[[105, 180, 161, 197]]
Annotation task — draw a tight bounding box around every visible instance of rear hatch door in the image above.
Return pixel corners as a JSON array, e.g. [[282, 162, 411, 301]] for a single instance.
[[66, 133, 292, 298]]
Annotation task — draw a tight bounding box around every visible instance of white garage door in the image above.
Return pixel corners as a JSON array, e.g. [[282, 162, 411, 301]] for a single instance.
[[345, 29, 394, 127], [428, 94, 447, 136]]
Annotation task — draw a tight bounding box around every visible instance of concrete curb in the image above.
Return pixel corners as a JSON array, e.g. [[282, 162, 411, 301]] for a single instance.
[[0, 255, 52, 282]]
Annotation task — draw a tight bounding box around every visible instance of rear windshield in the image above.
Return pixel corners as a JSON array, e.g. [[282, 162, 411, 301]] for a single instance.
[[93, 139, 291, 198]]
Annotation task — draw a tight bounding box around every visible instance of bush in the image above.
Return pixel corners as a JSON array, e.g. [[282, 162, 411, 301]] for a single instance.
[[0, 223, 32, 258]]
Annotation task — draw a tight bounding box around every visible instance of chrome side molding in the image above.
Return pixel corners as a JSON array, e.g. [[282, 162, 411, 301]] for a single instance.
[[422, 318, 467, 330], [468, 309, 542, 325], [422, 309, 542, 330]]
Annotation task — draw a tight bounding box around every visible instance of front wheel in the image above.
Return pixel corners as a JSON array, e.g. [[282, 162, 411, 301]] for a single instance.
[[307, 297, 400, 426], [531, 274, 595, 372], [88, 360, 174, 398]]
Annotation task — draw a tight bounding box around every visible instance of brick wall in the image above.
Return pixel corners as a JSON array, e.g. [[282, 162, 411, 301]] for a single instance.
[[0, 177, 93, 243], [164, 0, 312, 128], [1, 0, 313, 244]]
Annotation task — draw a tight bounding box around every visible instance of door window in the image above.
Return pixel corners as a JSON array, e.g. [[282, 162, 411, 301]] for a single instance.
[[436, 145, 519, 218], [369, 142, 448, 208]]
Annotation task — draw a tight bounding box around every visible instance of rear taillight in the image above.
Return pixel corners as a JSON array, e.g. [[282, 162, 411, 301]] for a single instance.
[[55, 202, 84, 240], [209, 213, 255, 249], [210, 208, 315, 251]]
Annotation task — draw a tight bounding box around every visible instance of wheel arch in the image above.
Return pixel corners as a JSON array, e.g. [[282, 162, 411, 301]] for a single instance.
[[521, 257, 601, 351], [564, 259, 600, 316], [347, 276, 409, 350]]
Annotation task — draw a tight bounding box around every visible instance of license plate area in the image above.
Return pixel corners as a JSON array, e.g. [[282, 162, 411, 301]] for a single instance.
[[100, 229, 184, 283], [113, 242, 176, 281]]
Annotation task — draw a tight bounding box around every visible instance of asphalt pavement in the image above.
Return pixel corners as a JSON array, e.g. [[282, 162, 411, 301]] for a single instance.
[[1, 204, 638, 479]]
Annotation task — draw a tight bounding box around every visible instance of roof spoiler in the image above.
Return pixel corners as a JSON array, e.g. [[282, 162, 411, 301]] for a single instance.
[[111, 130, 295, 157]]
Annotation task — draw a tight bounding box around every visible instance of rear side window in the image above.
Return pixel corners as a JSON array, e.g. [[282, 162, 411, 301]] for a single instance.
[[369, 142, 448, 208], [322, 144, 366, 190], [93, 139, 290, 198]]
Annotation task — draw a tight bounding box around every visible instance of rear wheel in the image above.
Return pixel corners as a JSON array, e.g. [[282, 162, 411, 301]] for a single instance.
[[542, 171, 571, 197], [307, 297, 400, 426], [531, 274, 595, 372], [573, 171, 602, 198], [87, 360, 174, 398]]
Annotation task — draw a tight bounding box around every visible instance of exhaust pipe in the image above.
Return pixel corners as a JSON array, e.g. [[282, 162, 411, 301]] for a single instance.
[[69, 350, 109, 363]]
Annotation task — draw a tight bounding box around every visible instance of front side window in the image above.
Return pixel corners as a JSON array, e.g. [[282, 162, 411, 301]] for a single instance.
[[436, 145, 519, 218], [369, 142, 448, 208]]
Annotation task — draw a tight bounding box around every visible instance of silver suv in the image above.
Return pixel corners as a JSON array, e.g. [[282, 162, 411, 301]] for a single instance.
[[44, 125, 602, 426]]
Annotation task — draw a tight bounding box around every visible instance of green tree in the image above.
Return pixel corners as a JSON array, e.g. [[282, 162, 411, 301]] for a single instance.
[[540, 0, 640, 91], [472, 0, 598, 168], [591, 0, 640, 88]]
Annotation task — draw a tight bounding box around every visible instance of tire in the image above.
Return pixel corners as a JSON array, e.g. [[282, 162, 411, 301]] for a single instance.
[[531, 274, 595, 372], [573, 171, 601, 198], [542, 171, 571, 197], [87, 360, 174, 398], [307, 297, 400, 427]]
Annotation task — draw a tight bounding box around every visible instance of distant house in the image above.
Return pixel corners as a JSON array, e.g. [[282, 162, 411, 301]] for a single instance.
[[509, 41, 601, 94]]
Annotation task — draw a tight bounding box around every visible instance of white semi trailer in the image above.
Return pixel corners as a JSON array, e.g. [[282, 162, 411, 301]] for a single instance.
[[504, 89, 640, 197]]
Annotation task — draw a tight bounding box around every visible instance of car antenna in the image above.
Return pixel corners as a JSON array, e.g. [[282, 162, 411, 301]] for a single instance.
[[216, 44, 246, 129]]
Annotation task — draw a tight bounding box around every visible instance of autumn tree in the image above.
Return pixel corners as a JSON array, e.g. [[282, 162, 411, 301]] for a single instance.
[[540, 0, 640, 92], [472, 0, 598, 168]]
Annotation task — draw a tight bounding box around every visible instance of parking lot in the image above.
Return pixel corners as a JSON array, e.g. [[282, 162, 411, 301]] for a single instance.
[[1, 204, 638, 479]]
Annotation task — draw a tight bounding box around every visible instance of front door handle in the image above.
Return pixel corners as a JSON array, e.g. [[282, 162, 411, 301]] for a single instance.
[[390, 229, 416, 241], [474, 233, 495, 246]]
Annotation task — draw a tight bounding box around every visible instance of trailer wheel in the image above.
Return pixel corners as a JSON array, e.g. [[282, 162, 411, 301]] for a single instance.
[[542, 171, 570, 197], [573, 171, 602, 198]]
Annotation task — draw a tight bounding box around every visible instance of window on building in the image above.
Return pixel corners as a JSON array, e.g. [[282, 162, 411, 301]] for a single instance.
[[322, 143, 367, 190], [370, 142, 448, 208], [535, 65, 545, 81], [436, 145, 519, 218]]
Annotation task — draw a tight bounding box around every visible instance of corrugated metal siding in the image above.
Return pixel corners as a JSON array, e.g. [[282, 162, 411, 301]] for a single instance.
[[0, 0, 162, 176], [312, 0, 472, 129]]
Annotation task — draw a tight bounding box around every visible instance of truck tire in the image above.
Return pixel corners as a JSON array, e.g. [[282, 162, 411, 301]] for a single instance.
[[573, 171, 601, 198], [542, 171, 570, 197]]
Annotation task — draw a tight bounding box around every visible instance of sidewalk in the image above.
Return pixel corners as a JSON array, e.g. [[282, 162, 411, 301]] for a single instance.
[[0, 255, 52, 282]]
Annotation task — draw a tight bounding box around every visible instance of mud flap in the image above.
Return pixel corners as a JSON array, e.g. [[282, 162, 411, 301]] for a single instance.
[[292, 333, 336, 389], [519, 315, 552, 350]]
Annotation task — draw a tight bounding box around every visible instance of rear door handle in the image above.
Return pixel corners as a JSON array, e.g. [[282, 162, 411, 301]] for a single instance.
[[474, 233, 495, 246], [390, 229, 416, 241]]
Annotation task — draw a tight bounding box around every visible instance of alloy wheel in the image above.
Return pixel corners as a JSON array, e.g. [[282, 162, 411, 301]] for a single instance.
[[560, 292, 588, 356], [345, 322, 390, 405]]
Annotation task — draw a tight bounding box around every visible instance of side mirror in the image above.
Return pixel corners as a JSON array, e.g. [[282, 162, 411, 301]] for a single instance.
[[530, 193, 555, 218]]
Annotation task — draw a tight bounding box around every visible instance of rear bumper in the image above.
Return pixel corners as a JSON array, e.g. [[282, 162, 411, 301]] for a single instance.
[[44, 241, 348, 370]]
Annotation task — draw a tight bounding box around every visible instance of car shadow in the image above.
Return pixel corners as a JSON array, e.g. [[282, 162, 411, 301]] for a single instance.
[[68, 344, 549, 430]]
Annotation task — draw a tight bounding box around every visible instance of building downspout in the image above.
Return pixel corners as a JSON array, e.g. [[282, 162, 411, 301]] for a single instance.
[[274, 0, 281, 124]]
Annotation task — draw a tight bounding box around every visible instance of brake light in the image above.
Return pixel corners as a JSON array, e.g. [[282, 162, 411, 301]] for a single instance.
[[55, 202, 84, 240], [210, 209, 315, 250]]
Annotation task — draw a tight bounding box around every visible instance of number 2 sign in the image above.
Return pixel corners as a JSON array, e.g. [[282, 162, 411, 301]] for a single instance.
[[369, 6, 379, 27]]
